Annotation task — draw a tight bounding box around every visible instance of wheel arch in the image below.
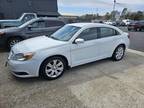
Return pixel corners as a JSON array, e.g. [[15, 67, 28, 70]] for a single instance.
[[39, 54, 69, 76], [115, 43, 126, 49], [6, 36, 24, 49], [112, 43, 126, 56], [7, 36, 24, 42]]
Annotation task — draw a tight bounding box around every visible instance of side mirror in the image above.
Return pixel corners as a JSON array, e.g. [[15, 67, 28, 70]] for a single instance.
[[75, 38, 84, 44], [27, 25, 33, 30]]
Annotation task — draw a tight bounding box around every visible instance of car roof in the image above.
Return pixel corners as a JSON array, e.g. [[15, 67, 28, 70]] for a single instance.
[[33, 17, 62, 21], [68, 23, 114, 28], [24, 17, 62, 24], [19, 17, 65, 28], [67, 23, 123, 34]]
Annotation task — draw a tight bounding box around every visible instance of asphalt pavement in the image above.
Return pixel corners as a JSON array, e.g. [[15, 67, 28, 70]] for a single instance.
[[1, 50, 144, 108], [0, 26, 144, 108]]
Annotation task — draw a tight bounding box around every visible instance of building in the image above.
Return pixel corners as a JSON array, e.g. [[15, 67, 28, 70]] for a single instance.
[[0, 0, 60, 19], [61, 15, 79, 23]]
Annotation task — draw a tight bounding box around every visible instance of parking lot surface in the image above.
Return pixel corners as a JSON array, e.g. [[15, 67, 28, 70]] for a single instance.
[[0, 50, 144, 108]]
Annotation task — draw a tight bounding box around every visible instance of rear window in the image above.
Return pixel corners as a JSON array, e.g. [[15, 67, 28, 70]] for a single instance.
[[46, 20, 65, 27]]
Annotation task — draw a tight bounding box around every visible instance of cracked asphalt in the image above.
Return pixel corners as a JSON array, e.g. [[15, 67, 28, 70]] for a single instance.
[[0, 50, 144, 108]]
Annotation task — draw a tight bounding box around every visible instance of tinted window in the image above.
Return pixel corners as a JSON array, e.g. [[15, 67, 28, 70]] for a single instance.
[[78, 28, 98, 41], [21, 14, 35, 23], [99, 27, 119, 38], [46, 20, 65, 27], [30, 20, 45, 28]]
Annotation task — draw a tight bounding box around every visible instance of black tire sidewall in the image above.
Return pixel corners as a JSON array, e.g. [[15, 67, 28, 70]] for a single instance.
[[40, 57, 66, 80]]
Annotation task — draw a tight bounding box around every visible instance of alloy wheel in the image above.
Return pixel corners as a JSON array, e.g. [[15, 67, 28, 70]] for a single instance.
[[45, 59, 64, 78], [115, 47, 124, 60]]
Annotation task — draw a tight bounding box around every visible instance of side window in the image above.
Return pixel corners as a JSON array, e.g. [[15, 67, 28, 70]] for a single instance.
[[46, 20, 65, 27], [30, 21, 45, 28], [99, 27, 120, 38], [22, 14, 35, 23], [78, 28, 98, 41], [55, 21, 65, 26]]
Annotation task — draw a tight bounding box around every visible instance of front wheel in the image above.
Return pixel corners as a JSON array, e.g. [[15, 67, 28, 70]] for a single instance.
[[40, 57, 66, 80], [112, 45, 125, 61], [7, 37, 22, 50]]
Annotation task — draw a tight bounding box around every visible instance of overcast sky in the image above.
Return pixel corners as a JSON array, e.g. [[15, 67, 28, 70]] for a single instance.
[[58, 0, 144, 15]]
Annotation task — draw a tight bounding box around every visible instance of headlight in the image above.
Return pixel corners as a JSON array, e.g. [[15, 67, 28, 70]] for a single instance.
[[12, 52, 34, 61]]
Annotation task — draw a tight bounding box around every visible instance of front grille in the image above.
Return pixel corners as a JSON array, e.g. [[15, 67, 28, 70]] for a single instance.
[[13, 72, 29, 75]]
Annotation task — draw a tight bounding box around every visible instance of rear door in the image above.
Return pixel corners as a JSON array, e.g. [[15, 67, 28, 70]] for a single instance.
[[96, 27, 121, 58]]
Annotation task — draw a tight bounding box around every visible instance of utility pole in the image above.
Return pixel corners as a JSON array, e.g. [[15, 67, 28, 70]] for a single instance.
[[113, 0, 116, 21], [113, 0, 116, 12], [96, 8, 98, 19]]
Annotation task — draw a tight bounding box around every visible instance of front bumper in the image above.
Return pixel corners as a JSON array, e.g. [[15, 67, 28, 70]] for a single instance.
[[7, 59, 40, 78]]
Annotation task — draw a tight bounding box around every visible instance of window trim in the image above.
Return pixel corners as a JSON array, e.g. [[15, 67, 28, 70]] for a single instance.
[[98, 27, 120, 39]]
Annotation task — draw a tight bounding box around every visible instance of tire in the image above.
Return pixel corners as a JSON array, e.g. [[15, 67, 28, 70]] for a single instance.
[[39, 56, 67, 80], [112, 45, 125, 61], [7, 37, 22, 50]]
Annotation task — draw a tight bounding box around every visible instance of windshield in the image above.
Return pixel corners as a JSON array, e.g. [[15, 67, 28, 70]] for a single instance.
[[18, 19, 36, 28], [50, 25, 81, 41], [20, 14, 35, 23]]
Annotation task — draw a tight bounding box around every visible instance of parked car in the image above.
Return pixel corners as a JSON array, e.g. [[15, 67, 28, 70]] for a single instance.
[[122, 19, 132, 26], [7, 23, 130, 80], [0, 13, 37, 28], [104, 21, 116, 26], [0, 17, 65, 49], [91, 20, 104, 23], [128, 20, 144, 31], [115, 20, 126, 26]]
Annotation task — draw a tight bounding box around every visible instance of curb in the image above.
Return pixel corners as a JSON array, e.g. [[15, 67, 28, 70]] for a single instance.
[[127, 49, 144, 57]]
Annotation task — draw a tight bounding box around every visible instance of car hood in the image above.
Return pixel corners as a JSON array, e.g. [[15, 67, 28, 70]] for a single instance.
[[0, 27, 19, 33], [12, 36, 67, 53], [0, 20, 21, 27], [0, 19, 17, 23]]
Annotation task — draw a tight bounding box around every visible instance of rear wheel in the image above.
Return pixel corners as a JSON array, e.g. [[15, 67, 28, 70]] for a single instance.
[[112, 45, 125, 61], [7, 37, 22, 50], [40, 57, 66, 80]]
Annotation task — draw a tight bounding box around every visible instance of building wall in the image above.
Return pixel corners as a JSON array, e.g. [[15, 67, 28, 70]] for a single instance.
[[0, 0, 58, 19]]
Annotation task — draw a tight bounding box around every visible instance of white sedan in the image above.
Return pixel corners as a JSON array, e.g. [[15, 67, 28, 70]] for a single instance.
[[7, 23, 130, 80]]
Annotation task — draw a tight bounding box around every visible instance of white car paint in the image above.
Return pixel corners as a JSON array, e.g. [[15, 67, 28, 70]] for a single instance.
[[7, 23, 130, 78]]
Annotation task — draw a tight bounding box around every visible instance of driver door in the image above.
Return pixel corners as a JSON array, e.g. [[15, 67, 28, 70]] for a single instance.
[[24, 20, 48, 38], [71, 27, 100, 66]]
